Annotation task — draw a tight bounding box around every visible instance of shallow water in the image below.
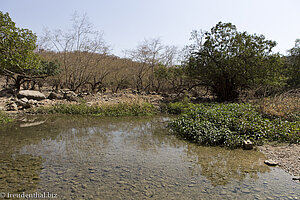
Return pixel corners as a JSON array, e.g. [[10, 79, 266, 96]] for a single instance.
[[0, 115, 299, 200]]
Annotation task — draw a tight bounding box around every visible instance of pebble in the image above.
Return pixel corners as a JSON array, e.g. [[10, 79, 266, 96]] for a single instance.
[[102, 168, 111, 172], [241, 188, 251, 194], [70, 187, 76, 193], [264, 160, 278, 166], [220, 190, 227, 195], [117, 181, 127, 185]]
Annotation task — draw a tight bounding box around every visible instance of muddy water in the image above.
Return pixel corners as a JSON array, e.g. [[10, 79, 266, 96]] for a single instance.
[[0, 115, 299, 200]]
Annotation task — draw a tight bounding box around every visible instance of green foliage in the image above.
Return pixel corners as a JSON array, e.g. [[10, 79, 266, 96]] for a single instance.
[[0, 11, 40, 75], [0, 11, 60, 90], [0, 111, 12, 124], [169, 103, 299, 148], [185, 22, 284, 101], [153, 64, 186, 94], [29, 60, 60, 76], [286, 39, 300, 88], [161, 102, 196, 114], [34, 102, 157, 117]]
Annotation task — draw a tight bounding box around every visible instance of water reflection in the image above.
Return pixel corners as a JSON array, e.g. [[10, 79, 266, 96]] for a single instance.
[[0, 115, 298, 199], [184, 144, 270, 186]]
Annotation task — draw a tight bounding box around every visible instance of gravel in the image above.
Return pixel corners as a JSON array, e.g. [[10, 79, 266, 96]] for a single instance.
[[259, 144, 300, 177]]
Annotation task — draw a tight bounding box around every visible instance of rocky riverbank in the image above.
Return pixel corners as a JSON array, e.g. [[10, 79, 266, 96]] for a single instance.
[[0, 88, 164, 114], [259, 144, 300, 178]]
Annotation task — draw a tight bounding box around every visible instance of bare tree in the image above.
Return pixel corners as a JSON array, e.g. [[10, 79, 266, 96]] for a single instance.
[[39, 12, 110, 92], [125, 38, 180, 93]]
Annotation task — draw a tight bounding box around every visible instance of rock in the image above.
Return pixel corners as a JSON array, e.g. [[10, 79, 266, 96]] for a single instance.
[[15, 97, 30, 109], [4, 101, 18, 111], [241, 188, 251, 194], [48, 92, 63, 100], [20, 120, 46, 128], [243, 140, 253, 150], [264, 159, 278, 166], [17, 90, 46, 101], [292, 177, 300, 181], [117, 181, 127, 185], [19, 97, 28, 103], [63, 91, 77, 101], [28, 99, 37, 106]]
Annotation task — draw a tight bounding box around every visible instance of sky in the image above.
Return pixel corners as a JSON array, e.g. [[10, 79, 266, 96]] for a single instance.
[[1, 0, 300, 56]]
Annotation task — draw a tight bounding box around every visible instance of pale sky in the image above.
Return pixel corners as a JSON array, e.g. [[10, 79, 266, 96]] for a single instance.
[[1, 0, 300, 56]]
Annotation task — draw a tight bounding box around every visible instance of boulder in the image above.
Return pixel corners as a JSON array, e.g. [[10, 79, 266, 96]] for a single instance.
[[17, 90, 46, 101], [48, 92, 63, 100], [243, 140, 253, 150], [15, 97, 30, 109], [63, 91, 78, 101]]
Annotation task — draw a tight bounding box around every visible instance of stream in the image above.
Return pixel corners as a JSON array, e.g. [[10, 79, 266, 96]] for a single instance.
[[0, 115, 299, 199]]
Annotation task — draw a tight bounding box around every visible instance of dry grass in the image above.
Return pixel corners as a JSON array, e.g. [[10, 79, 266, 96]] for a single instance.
[[258, 89, 300, 121]]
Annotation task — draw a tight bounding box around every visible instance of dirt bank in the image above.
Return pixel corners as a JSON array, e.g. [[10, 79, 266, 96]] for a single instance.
[[259, 144, 300, 177]]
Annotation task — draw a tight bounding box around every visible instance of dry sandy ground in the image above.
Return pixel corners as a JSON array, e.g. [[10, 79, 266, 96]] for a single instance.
[[259, 144, 300, 177]]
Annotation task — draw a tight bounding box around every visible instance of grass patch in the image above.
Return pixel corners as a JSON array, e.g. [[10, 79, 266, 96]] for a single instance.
[[34, 102, 157, 117], [0, 111, 12, 124], [168, 103, 300, 148]]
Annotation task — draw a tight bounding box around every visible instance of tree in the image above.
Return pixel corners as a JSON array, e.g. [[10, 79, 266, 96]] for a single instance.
[[0, 11, 41, 90], [126, 38, 179, 93], [185, 22, 283, 101], [286, 39, 300, 88], [40, 12, 109, 92], [154, 64, 186, 94]]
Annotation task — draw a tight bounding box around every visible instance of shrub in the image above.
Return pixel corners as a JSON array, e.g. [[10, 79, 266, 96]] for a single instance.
[[168, 103, 299, 148]]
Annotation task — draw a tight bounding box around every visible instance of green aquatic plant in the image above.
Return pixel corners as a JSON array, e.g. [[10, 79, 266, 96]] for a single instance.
[[168, 103, 300, 148]]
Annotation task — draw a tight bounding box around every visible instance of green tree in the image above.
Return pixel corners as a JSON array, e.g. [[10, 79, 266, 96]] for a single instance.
[[0, 11, 41, 90], [287, 39, 300, 88], [185, 22, 283, 101]]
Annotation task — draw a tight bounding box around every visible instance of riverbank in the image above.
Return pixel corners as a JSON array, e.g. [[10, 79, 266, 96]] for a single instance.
[[259, 144, 300, 177], [0, 89, 299, 179], [0, 88, 164, 116]]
